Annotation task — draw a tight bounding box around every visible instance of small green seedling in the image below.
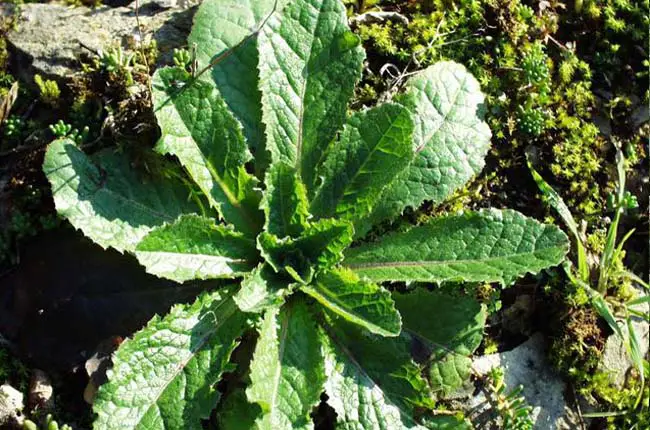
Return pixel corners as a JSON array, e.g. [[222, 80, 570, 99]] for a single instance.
[[48, 120, 89, 144], [23, 414, 72, 430], [99, 46, 136, 86], [3, 114, 24, 138], [34, 75, 60, 107], [485, 367, 534, 430]]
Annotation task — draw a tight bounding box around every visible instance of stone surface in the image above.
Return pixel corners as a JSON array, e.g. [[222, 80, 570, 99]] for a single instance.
[[470, 333, 582, 430], [5, 0, 199, 82], [28, 369, 54, 412], [598, 288, 650, 388], [0, 383, 24, 427]]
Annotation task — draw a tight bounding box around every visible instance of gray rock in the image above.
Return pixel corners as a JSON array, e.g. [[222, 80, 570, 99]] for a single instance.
[[0, 383, 24, 427], [471, 333, 583, 430], [598, 288, 650, 388], [4, 0, 198, 83], [631, 104, 649, 130], [28, 369, 54, 412]]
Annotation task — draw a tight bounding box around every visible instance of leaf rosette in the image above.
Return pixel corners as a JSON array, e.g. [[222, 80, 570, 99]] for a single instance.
[[43, 0, 569, 428]]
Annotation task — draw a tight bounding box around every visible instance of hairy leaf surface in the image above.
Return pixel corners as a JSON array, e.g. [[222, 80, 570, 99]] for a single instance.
[[247, 302, 325, 429], [257, 219, 353, 283], [234, 264, 289, 313], [217, 389, 262, 430], [345, 209, 569, 284], [257, 0, 365, 190], [302, 268, 401, 337], [262, 162, 310, 238], [362, 62, 491, 235], [134, 214, 258, 283], [322, 318, 432, 429], [188, 0, 286, 154], [153, 68, 262, 235], [43, 138, 199, 253], [394, 289, 486, 397], [93, 287, 249, 429], [310, 103, 414, 224]]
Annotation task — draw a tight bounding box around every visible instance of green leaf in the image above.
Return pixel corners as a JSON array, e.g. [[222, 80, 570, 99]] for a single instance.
[[627, 295, 650, 306], [93, 287, 249, 429], [394, 289, 486, 398], [258, 219, 353, 283], [134, 214, 258, 283], [217, 389, 263, 430], [257, 232, 315, 283], [364, 62, 491, 235], [322, 319, 431, 429], [152, 68, 262, 236], [257, 0, 365, 190], [526, 154, 589, 281], [188, 0, 285, 154], [247, 302, 325, 430], [427, 354, 472, 399], [309, 103, 414, 225], [345, 209, 569, 284], [262, 162, 310, 238], [420, 414, 471, 429], [302, 268, 401, 337], [234, 264, 290, 313], [298, 219, 354, 270], [43, 138, 199, 253], [584, 286, 623, 338]]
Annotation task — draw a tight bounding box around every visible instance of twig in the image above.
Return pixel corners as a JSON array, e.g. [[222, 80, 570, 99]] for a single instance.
[[546, 34, 570, 52], [134, 0, 152, 93], [0, 141, 45, 158], [79, 41, 100, 56], [571, 382, 587, 430]]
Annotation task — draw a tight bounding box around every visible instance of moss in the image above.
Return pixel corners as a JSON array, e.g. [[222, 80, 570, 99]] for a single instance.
[[581, 368, 650, 429], [548, 305, 607, 380], [0, 346, 30, 392], [347, 0, 647, 226], [33, 75, 61, 107]]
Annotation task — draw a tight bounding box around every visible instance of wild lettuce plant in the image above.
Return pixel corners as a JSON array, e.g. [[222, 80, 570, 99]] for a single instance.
[[43, 0, 569, 428]]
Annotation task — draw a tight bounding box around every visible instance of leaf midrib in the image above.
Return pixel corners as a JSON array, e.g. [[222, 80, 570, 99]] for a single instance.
[[302, 284, 396, 336], [417, 73, 469, 151], [136, 250, 251, 264], [323, 322, 421, 428], [345, 245, 564, 271], [94, 182, 177, 224], [141, 297, 238, 425], [311, 109, 409, 215], [52, 150, 172, 223], [165, 95, 259, 233], [194, 121, 260, 232], [269, 308, 290, 425], [295, 0, 327, 175]]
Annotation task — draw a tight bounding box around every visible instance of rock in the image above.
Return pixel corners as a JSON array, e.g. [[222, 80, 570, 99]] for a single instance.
[[500, 294, 535, 336], [0, 383, 24, 427], [28, 369, 54, 412], [470, 334, 583, 430], [598, 288, 650, 388], [631, 104, 649, 130], [593, 113, 612, 137], [83, 336, 121, 404], [4, 0, 199, 83], [350, 11, 409, 26]]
